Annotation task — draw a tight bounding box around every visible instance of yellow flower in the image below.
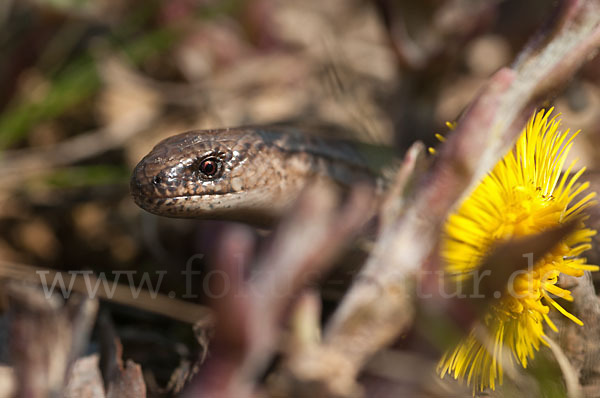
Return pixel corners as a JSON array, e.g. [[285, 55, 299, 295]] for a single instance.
[[437, 109, 598, 392]]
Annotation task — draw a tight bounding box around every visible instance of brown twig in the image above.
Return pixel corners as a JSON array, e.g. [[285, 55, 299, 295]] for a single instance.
[[186, 183, 375, 397]]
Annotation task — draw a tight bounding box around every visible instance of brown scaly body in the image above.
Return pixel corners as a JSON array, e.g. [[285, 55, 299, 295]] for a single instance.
[[130, 126, 379, 225]]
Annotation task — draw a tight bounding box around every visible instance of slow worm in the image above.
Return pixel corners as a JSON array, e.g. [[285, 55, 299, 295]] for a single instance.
[[130, 126, 388, 224]]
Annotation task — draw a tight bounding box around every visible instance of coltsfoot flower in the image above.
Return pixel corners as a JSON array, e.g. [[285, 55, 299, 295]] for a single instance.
[[437, 109, 598, 392]]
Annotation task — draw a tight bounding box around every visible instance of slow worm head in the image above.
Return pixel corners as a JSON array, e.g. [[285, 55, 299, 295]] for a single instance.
[[131, 126, 377, 224]]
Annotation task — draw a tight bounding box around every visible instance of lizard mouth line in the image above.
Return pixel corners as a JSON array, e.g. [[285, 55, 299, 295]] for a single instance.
[[136, 190, 249, 202]]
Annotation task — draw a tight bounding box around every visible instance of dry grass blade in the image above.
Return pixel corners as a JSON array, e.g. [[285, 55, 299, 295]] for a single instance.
[[546, 337, 583, 398], [0, 260, 212, 325]]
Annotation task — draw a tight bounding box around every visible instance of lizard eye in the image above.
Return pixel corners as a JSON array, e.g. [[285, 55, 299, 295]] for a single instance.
[[198, 157, 222, 179]]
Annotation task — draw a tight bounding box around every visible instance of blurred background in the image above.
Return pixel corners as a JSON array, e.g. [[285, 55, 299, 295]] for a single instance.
[[2, 0, 600, 396]]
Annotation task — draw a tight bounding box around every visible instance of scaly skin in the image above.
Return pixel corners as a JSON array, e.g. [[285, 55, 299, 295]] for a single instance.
[[130, 126, 378, 224]]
